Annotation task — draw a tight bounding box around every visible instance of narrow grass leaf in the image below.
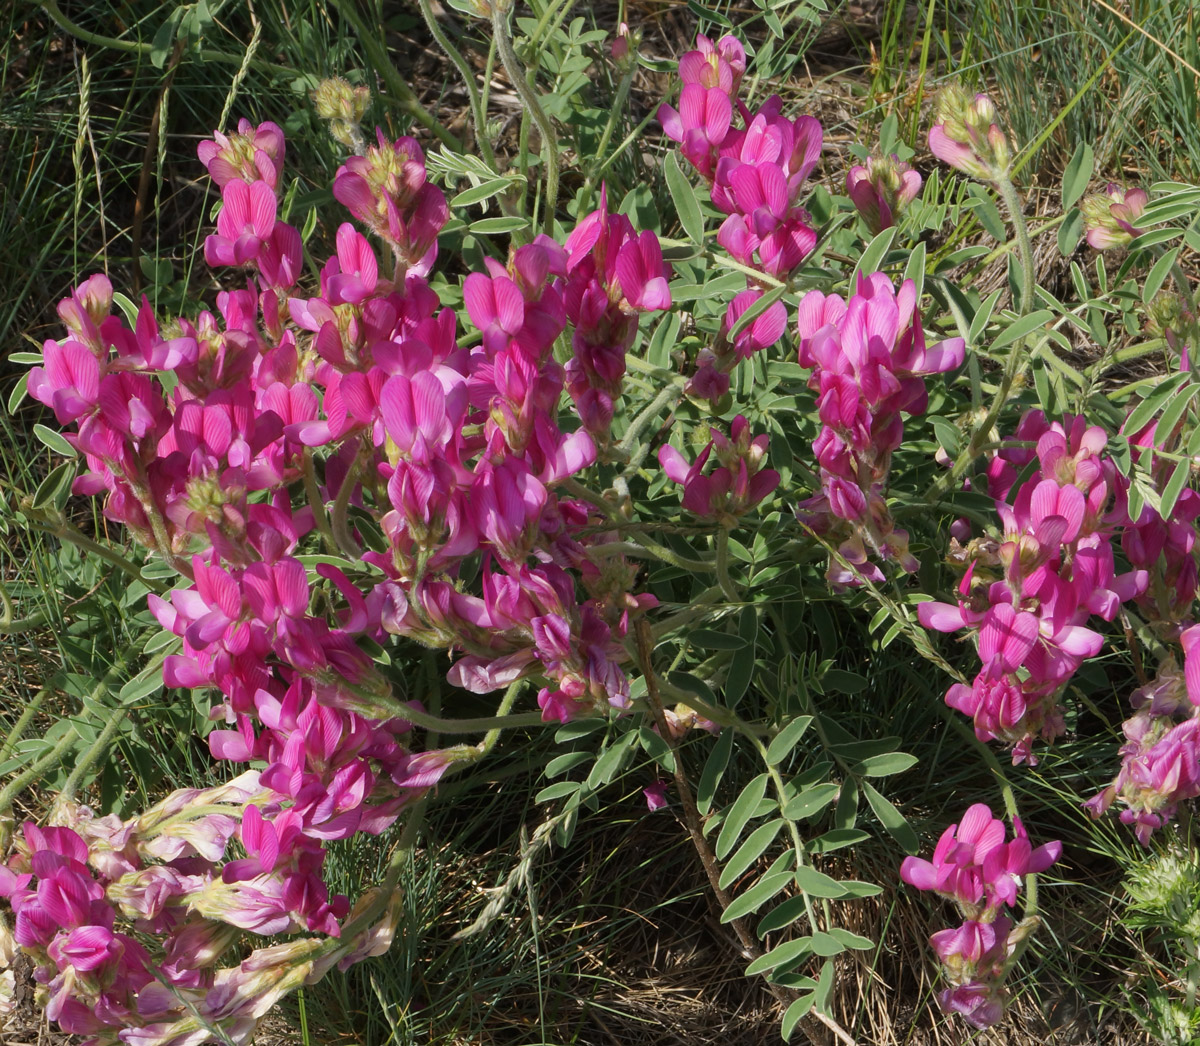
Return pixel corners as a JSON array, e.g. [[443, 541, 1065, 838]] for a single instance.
[[719, 818, 785, 889], [765, 715, 813, 765], [716, 772, 770, 860]]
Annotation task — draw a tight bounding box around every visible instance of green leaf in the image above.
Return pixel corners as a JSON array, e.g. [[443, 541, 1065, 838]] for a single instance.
[[724, 607, 759, 705], [689, 628, 748, 650], [862, 780, 918, 853], [33, 423, 76, 457], [716, 773, 770, 860], [819, 668, 868, 694], [1061, 142, 1094, 210], [1124, 373, 1190, 435], [828, 927, 874, 951], [852, 226, 897, 282], [965, 184, 1007, 240], [536, 781, 580, 803], [836, 879, 883, 898], [451, 177, 516, 208], [853, 752, 919, 777], [967, 288, 1003, 347], [555, 718, 606, 742], [1143, 246, 1181, 305], [150, 7, 184, 68], [7, 373, 28, 414], [809, 931, 846, 957], [545, 751, 592, 778], [697, 727, 734, 816], [142, 630, 181, 655], [757, 893, 807, 936], [902, 241, 927, 302], [813, 958, 836, 1013], [118, 669, 165, 706], [781, 994, 816, 1040], [746, 936, 813, 976], [782, 783, 840, 820], [765, 716, 813, 765], [794, 864, 846, 898], [1159, 458, 1192, 521], [667, 671, 718, 707], [586, 731, 636, 788], [719, 818, 785, 889], [664, 151, 704, 245], [805, 828, 870, 854], [469, 216, 530, 235], [721, 869, 794, 923], [637, 725, 677, 774], [31, 461, 75, 510], [1057, 208, 1085, 256], [990, 309, 1054, 350]]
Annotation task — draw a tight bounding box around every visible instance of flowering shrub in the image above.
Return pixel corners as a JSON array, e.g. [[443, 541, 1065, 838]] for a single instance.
[[3, 11, 1200, 1045]]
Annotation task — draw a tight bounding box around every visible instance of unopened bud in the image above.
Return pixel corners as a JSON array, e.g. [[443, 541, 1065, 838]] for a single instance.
[[929, 86, 1013, 182], [846, 154, 923, 234], [312, 77, 371, 151]]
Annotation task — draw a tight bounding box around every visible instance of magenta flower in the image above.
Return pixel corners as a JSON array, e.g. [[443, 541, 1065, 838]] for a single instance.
[[204, 179, 278, 268], [846, 154, 922, 234]]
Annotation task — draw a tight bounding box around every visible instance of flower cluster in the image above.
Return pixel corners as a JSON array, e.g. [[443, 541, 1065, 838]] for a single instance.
[[0, 776, 398, 1044], [658, 414, 780, 525], [901, 804, 1061, 1029], [14, 111, 676, 1040], [795, 273, 964, 588], [658, 33, 820, 402], [921, 412, 1147, 763]]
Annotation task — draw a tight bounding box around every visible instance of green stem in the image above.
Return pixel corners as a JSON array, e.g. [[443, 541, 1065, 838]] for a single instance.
[[0, 583, 49, 634], [24, 513, 162, 589], [580, 60, 636, 211], [587, 106, 659, 190], [586, 539, 715, 573], [714, 530, 741, 603], [0, 689, 47, 764], [56, 704, 132, 807], [995, 175, 1036, 317], [492, 3, 558, 235], [330, 443, 367, 558], [417, 0, 499, 171], [0, 728, 79, 814], [476, 679, 525, 759], [617, 383, 681, 459], [301, 449, 336, 553]]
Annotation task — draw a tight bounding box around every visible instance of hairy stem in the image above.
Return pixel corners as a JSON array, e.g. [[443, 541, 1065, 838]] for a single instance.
[[492, 3, 558, 235]]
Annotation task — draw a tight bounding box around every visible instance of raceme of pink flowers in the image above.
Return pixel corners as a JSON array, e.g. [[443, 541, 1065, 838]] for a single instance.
[[901, 804, 1061, 1028]]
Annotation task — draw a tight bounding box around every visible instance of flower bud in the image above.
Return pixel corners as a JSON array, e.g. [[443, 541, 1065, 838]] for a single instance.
[[928, 87, 1013, 182], [846, 154, 923, 234], [312, 77, 371, 151], [1080, 183, 1148, 249]]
